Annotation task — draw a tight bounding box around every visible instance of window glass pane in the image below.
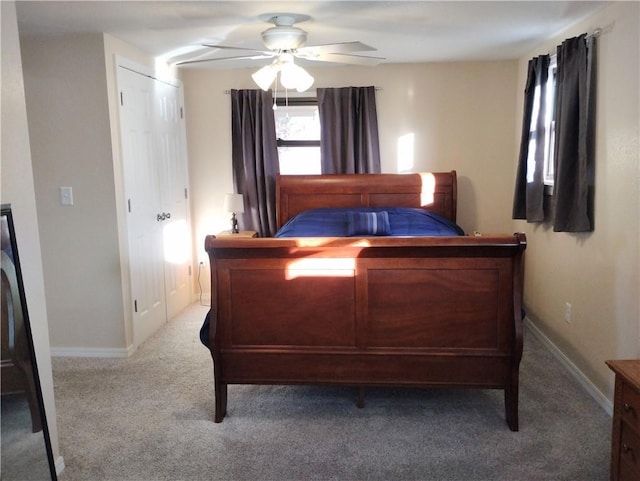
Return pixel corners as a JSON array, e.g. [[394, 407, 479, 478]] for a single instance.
[[275, 105, 320, 140], [545, 125, 556, 182], [543, 59, 557, 185], [278, 146, 321, 175], [530, 84, 541, 133]]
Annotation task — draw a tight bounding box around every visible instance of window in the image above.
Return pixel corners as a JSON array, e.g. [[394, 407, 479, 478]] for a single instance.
[[274, 97, 321, 175], [527, 56, 557, 188], [543, 57, 557, 186], [513, 35, 595, 231]]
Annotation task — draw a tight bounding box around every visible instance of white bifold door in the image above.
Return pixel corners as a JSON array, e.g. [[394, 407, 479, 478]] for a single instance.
[[117, 65, 192, 349]]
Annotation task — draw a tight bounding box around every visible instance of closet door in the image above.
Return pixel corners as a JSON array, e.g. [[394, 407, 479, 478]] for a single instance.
[[118, 67, 166, 347], [155, 80, 192, 320], [117, 66, 192, 348]]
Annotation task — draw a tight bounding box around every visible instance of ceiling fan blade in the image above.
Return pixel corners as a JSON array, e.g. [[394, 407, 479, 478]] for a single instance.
[[297, 41, 377, 55], [299, 52, 385, 66], [202, 44, 271, 55], [176, 54, 274, 66]]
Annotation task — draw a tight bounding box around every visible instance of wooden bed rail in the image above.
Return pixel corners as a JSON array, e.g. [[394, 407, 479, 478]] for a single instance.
[[205, 232, 525, 251]]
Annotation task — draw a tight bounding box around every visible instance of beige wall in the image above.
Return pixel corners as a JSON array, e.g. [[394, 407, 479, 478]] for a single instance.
[[182, 60, 519, 274], [1, 0, 62, 469], [513, 1, 640, 403], [20, 33, 129, 352]]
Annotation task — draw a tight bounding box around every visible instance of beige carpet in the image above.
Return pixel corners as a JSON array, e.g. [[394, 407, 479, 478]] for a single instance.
[[52, 303, 611, 481]]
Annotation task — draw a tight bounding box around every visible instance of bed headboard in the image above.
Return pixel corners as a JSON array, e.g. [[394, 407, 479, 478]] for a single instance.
[[276, 171, 457, 229]]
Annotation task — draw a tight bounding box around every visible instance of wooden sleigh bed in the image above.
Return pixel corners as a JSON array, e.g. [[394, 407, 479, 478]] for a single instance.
[[203, 171, 526, 431]]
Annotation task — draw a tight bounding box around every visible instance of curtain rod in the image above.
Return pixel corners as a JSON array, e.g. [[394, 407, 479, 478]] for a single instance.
[[586, 27, 603, 39], [224, 87, 382, 94], [545, 26, 608, 56]]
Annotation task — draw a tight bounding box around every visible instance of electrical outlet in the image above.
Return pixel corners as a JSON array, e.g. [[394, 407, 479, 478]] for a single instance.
[[564, 302, 572, 323]]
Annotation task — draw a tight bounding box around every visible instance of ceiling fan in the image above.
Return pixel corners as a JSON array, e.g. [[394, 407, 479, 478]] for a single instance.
[[175, 13, 385, 92]]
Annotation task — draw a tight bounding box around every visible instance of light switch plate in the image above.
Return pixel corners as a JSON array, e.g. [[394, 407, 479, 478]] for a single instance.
[[60, 186, 73, 205]]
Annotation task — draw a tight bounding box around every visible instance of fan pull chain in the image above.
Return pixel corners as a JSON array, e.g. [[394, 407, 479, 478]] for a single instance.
[[272, 74, 279, 110]]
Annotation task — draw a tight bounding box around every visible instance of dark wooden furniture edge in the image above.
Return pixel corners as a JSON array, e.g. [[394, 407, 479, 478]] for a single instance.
[[607, 359, 640, 481]]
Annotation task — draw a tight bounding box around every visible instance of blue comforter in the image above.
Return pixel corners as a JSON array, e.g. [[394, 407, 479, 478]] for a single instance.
[[275, 207, 464, 237]]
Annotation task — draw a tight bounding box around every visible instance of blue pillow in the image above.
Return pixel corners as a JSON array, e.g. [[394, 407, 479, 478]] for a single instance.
[[346, 211, 391, 236]]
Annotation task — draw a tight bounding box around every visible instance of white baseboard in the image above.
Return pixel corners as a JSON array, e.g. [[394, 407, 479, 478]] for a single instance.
[[55, 455, 65, 475], [525, 317, 613, 416], [50, 345, 135, 358]]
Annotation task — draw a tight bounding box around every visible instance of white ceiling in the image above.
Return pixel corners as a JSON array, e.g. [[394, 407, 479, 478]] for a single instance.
[[16, 1, 609, 69]]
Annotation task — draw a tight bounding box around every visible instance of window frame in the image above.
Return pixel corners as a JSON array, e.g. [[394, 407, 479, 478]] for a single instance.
[[275, 96, 320, 148], [274, 96, 321, 175]]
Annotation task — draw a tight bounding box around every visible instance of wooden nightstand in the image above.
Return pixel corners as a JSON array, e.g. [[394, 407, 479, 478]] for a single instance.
[[216, 230, 258, 238], [607, 359, 640, 481]]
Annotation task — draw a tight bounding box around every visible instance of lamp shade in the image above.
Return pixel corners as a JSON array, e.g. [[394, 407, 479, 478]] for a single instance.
[[223, 193, 244, 213], [251, 64, 278, 91], [280, 63, 314, 92]]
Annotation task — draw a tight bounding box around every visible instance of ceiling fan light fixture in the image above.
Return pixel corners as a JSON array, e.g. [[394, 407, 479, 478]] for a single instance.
[[252, 63, 279, 91], [280, 63, 314, 92], [252, 55, 314, 92]]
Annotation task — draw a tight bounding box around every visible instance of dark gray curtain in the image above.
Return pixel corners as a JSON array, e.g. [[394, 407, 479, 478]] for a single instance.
[[512, 55, 550, 222], [552, 34, 596, 232], [230, 89, 279, 237], [317, 86, 381, 174]]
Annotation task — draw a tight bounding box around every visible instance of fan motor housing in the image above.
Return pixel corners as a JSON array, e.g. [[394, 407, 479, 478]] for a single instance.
[[261, 26, 307, 51]]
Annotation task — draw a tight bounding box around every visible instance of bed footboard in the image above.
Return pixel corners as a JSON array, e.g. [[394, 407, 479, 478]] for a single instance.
[[204, 234, 526, 431]]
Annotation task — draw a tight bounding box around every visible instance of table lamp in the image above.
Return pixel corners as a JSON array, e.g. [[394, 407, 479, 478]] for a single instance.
[[224, 193, 244, 234]]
